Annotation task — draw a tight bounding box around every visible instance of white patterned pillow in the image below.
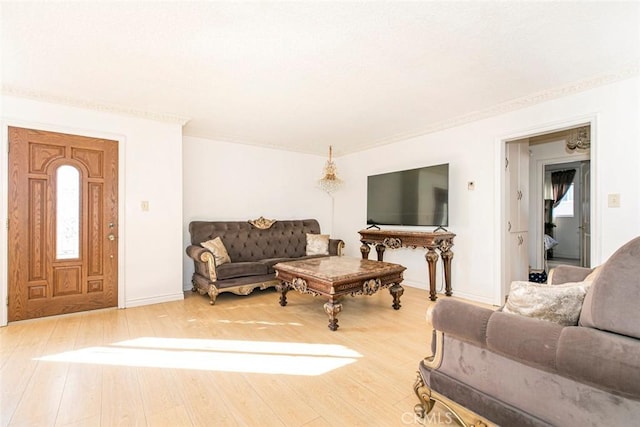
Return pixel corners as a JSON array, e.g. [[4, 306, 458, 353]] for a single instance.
[[306, 233, 330, 256], [503, 280, 592, 326], [201, 237, 231, 266]]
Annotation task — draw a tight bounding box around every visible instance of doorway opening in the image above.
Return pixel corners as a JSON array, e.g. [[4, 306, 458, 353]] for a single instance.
[[502, 122, 592, 301], [529, 127, 591, 273], [542, 160, 591, 269]]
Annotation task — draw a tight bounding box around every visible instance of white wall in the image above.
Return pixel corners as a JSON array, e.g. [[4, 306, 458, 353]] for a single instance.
[[333, 76, 640, 305], [0, 95, 184, 325], [182, 136, 335, 289], [2, 76, 637, 317]]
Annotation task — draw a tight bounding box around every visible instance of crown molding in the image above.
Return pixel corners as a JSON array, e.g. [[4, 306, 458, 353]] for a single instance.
[[346, 61, 640, 155], [0, 85, 191, 126]]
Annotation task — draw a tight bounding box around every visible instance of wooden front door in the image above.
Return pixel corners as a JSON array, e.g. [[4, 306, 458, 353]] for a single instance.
[[7, 127, 118, 321]]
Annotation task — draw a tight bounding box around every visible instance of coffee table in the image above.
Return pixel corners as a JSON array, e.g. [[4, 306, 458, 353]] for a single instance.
[[274, 256, 406, 331]]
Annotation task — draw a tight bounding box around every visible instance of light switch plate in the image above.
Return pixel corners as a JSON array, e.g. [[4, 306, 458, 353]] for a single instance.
[[608, 194, 620, 208], [141, 201, 150, 211]]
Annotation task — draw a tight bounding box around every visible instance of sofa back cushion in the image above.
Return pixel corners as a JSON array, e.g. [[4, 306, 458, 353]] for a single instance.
[[579, 236, 640, 339], [557, 326, 640, 400], [189, 219, 321, 262]]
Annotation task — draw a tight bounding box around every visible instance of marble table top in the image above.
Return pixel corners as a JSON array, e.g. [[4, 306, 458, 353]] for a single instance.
[[274, 256, 405, 282]]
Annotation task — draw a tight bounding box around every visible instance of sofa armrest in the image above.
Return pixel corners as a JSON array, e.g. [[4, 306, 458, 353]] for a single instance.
[[432, 299, 494, 348], [487, 311, 563, 372], [186, 244, 217, 281], [186, 244, 208, 261], [549, 265, 592, 284], [329, 239, 345, 256]]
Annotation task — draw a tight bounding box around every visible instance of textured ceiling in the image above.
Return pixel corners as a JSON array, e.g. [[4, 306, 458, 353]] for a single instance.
[[1, 1, 639, 156]]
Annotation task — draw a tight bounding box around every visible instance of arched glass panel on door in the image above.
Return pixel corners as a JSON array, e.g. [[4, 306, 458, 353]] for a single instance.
[[56, 165, 80, 259]]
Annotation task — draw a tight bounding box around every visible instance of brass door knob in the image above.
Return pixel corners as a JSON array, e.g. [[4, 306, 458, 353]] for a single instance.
[[108, 234, 116, 241]]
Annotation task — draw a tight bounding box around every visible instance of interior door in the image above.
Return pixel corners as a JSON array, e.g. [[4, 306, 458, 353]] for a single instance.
[[8, 127, 118, 321], [579, 160, 591, 267]]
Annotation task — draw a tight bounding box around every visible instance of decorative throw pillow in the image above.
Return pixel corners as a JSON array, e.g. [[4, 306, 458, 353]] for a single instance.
[[201, 237, 231, 266], [503, 280, 592, 326], [306, 233, 330, 256]]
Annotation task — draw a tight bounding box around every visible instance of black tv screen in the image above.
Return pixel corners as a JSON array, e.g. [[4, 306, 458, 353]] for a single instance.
[[367, 163, 449, 227]]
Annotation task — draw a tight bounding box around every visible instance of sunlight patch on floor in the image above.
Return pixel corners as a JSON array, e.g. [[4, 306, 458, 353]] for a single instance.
[[36, 337, 362, 376]]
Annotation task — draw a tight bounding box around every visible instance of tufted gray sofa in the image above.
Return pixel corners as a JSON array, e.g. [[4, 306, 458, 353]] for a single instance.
[[186, 219, 344, 305]]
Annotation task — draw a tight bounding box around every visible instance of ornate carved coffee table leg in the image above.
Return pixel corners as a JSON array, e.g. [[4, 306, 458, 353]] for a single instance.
[[375, 244, 385, 261], [276, 282, 289, 306], [389, 284, 404, 310], [360, 242, 371, 259], [323, 299, 343, 331], [425, 248, 439, 301]]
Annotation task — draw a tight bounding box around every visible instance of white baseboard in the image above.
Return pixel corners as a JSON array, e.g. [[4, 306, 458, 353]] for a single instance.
[[401, 280, 497, 306], [125, 292, 184, 308], [449, 290, 499, 307], [397, 280, 498, 306], [400, 279, 428, 290]]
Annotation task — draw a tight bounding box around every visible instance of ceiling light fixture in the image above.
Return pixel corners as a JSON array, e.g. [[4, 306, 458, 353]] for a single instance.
[[318, 146, 343, 194], [566, 126, 591, 150]]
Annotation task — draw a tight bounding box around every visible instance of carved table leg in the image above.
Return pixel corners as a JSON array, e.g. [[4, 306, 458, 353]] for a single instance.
[[425, 248, 439, 301], [360, 242, 371, 259], [389, 283, 404, 310], [323, 299, 343, 331], [375, 244, 386, 261], [276, 282, 289, 306], [440, 241, 454, 297]]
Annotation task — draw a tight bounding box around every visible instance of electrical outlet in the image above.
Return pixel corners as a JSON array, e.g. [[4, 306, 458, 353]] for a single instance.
[[608, 194, 620, 208]]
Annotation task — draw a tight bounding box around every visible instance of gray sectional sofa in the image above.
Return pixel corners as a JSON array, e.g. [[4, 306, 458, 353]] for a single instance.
[[186, 218, 344, 305], [414, 236, 640, 426]]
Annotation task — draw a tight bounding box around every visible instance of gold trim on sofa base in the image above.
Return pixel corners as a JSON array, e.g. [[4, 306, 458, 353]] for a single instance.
[[414, 331, 493, 427], [413, 371, 492, 427], [192, 279, 279, 305]]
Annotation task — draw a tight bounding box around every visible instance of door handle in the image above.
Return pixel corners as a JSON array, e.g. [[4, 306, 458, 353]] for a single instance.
[[108, 234, 116, 241]]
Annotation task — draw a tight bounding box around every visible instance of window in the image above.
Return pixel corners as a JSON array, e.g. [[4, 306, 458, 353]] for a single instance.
[[56, 165, 80, 259], [553, 183, 574, 218]]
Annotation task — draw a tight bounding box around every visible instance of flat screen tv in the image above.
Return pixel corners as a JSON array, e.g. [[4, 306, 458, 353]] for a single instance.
[[366, 163, 449, 227]]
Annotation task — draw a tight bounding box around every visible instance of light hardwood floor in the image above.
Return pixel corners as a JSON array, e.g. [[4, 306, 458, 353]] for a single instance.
[[1, 286, 454, 427]]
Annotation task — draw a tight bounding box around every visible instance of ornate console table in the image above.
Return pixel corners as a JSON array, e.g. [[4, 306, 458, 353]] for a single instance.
[[358, 229, 455, 301]]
